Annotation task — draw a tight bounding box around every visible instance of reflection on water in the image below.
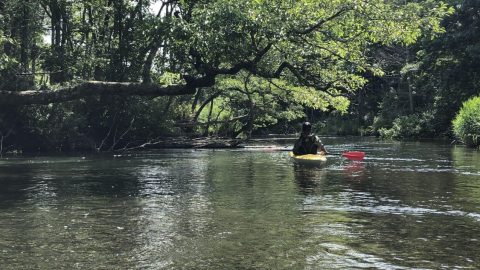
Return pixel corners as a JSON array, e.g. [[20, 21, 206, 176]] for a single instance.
[[0, 139, 480, 269]]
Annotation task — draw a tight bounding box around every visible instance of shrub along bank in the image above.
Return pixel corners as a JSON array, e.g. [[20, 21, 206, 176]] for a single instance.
[[452, 96, 480, 148]]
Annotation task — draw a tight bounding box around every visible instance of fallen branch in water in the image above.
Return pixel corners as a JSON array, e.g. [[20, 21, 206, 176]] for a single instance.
[[116, 136, 245, 152]]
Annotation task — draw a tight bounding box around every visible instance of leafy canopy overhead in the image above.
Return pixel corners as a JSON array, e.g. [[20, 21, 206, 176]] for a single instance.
[[168, 0, 451, 111], [0, 0, 450, 109]]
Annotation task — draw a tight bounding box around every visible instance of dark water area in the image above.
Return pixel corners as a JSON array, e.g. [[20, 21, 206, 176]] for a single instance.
[[0, 137, 479, 269]]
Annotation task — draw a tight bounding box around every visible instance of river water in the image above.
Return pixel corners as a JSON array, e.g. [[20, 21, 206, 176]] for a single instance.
[[0, 137, 479, 269]]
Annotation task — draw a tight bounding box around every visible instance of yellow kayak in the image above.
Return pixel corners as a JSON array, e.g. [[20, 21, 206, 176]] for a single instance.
[[289, 152, 327, 163]]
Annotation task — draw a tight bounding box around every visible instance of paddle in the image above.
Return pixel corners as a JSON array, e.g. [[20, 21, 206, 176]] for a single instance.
[[339, 151, 365, 161], [322, 151, 365, 160], [242, 146, 366, 160]]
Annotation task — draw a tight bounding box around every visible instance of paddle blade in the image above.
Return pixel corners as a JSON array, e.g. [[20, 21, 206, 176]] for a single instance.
[[342, 151, 365, 161]]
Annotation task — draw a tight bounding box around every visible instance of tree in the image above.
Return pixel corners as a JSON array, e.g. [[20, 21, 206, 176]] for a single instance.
[[0, 0, 453, 152], [371, 0, 480, 138], [414, 0, 480, 135], [0, 0, 450, 107]]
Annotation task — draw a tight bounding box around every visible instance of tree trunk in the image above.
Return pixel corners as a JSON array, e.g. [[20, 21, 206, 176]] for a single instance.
[[407, 76, 414, 113], [0, 81, 198, 105], [20, 1, 30, 71], [203, 99, 214, 136]]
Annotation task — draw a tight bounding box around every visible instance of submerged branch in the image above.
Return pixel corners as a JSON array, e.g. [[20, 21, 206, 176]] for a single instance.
[[116, 136, 244, 152]]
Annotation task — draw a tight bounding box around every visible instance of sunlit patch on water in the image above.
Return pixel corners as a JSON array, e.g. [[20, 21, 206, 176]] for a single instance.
[[307, 243, 409, 270], [301, 190, 480, 223], [367, 157, 426, 162]]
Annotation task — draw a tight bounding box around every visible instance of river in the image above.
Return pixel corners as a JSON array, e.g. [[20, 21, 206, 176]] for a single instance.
[[0, 137, 479, 269]]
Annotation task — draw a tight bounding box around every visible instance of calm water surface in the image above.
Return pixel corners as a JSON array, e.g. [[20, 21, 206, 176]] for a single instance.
[[1, 138, 479, 269]]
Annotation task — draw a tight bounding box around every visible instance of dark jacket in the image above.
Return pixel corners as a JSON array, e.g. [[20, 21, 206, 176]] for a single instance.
[[293, 133, 323, 155]]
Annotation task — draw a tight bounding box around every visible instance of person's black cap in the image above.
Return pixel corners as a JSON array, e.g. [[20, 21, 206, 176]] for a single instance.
[[302, 122, 312, 133]]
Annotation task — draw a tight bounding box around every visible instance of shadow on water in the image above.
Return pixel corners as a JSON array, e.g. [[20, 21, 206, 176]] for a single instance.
[[0, 156, 144, 203], [0, 163, 37, 208]]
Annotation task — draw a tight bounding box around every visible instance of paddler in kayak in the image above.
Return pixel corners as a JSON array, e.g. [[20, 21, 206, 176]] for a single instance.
[[292, 122, 329, 155]]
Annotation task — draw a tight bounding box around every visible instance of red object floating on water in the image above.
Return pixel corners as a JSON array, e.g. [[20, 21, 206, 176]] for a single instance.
[[342, 151, 365, 161]]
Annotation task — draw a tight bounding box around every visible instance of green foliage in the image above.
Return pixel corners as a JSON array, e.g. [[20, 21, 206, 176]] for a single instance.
[[194, 74, 308, 137], [169, 0, 451, 139], [393, 1, 480, 136], [314, 114, 362, 136], [452, 96, 480, 148], [171, 0, 450, 95], [377, 111, 436, 140], [0, 96, 186, 152], [0, 0, 455, 151], [0, 33, 15, 70]]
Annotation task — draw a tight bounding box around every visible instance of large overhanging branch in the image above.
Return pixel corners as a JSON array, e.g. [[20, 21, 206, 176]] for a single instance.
[[0, 81, 199, 106], [208, 43, 273, 75], [252, 61, 349, 97], [0, 44, 273, 106]]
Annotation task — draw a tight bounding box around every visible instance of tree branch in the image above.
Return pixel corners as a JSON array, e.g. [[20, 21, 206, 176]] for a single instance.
[[254, 62, 348, 97], [193, 91, 222, 122], [0, 80, 200, 105], [209, 43, 273, 75], [176, 114, 249, 127], [293, 7, 349, 35], [0, 41, 273, 106]]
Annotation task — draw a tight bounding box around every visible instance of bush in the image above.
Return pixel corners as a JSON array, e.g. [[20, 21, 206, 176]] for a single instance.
[[452, 96, 480, 148], [377, 111, 435, 140], [0, 96, 184, 153]]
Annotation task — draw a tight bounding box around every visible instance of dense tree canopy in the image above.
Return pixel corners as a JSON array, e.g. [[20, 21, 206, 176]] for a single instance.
[[2, 0, 472, 153], [367, 0, 480, 139], [1, 0, 449, 105]]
